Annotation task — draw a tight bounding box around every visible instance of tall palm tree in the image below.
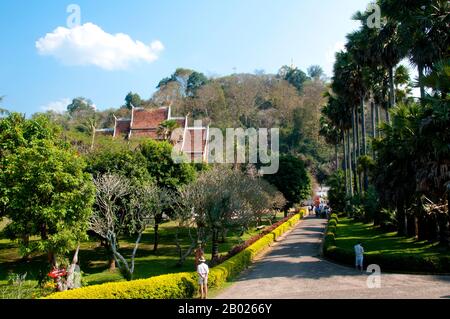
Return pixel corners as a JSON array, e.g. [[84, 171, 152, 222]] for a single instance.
[[381, 0, 449, 102], [373, 20, 405, 123]]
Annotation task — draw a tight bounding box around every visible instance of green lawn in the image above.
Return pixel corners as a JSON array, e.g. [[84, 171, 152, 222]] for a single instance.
[[0, 213, 285, 298], [335, 217, 450, 259]]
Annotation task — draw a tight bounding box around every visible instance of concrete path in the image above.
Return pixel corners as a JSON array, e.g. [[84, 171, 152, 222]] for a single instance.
[[216, 216, 450, 299]]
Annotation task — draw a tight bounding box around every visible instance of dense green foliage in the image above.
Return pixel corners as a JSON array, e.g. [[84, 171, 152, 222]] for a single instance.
[[265, 155, 312, 209], [327, 170, 346, 213], [322, 0, 449, 246], [0, 114, 95, 265]]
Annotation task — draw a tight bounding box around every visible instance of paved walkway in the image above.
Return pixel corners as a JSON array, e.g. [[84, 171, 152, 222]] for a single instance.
[[216, 216, 450, 299]]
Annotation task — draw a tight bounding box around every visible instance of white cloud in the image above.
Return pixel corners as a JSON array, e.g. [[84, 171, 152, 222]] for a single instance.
[[41, 98, 71, 113], [36, 23, 164, 70], [324, 41, 346, 77]]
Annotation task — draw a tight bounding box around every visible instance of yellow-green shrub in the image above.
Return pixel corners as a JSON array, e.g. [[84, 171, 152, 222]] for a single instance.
[[45, 272, 198, 299], [45, 213, 301, 299]]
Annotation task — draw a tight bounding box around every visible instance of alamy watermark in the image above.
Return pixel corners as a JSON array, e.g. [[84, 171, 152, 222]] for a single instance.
[[366, 3, 386, 29], [366, 264, 382, 289], [66, 4, 81, 28]]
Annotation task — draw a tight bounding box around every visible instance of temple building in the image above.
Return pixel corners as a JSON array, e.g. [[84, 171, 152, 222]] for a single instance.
[[96, 106, 209, 162]]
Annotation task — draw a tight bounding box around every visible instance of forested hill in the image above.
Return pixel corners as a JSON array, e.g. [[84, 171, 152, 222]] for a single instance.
[[30, 65, 335, 183]]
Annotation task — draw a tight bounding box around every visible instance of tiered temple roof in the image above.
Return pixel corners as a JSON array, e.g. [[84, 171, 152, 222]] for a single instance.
[[96, 106, 209, 162]]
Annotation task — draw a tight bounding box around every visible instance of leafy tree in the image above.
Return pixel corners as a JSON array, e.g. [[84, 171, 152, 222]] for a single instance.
[[307, 65, 325, 80], [177, 166, 282, 263], [278, 65, 310, 94], [1, 139, 95, 266], [67, 97, 95, 115], [86, 145, 153, 187], [327, 170, 347, 213], [187, 72, 209, 97], [139, 140, 196, 251], [90, 174, 167, 280], [265, 155, 311, 215], [124, 92, 143, 109]]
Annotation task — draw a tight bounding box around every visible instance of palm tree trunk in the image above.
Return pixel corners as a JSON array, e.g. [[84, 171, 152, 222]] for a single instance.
[[371, 99, 376, 158], [388, 67, 395, 124], [346, 130, 353, 198], [351, 108, 358, 195], [355, 107, 360, 158], [361, 96, 369, 193], [335, 143, 339, 170], [355, 106, 363, 195], [418, 63, 426, 104], [360, 96, 367, 156], [343, 130, 348, 196]]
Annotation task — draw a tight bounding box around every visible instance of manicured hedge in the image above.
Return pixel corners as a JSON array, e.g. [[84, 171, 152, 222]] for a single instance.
[[45, 213, 302, 299], [323, 214, 450, 274], [216, 211, 304, 264]]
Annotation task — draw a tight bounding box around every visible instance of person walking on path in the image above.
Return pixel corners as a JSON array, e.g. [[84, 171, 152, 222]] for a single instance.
[[197, 256, 209, 299], [354, 242, 365, 272]]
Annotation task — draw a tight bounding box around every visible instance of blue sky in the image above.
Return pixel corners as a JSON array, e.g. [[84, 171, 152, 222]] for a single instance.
[[0, 0, 369, 115]]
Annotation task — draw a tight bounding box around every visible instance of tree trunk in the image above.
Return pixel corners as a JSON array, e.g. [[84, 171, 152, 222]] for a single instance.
[[418, 63, 425, 104], [361, 96, 369, 193], [175, 227, 197, 267], [343, 130, 349, 197], [375, 103, 381, 138], [437, 212, 449, 246], [355, 107, 360, 158], [397, 200, 407, 236], [153, 214, 163, 252], [360, 96, 367, 156], [388, 67, 395, 124], [414, 216, 419, 240], [21, 235, 31, 261], [211, 228, 220, 262], [335, 143, 339, 171], [90, 126, 96, 151], [371, 99, 376, 158], [347, 130, 353, 198], [407, 214, 416, 237], [41, 224, 56, 267], [351, 108, 358, 195]]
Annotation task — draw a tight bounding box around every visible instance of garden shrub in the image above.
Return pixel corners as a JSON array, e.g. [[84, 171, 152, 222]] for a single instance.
[[45, 213, 302, 299]]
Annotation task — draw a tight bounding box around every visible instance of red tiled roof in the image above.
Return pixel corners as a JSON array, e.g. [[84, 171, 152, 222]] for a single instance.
[[174, 118, 186, 128], [131, 129, 160, 139], [114, 120, 131, 137], [132, 107, 168, 129]]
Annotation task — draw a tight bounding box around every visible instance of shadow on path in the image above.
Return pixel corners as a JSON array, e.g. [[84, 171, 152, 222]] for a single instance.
[[215, 216, 450, 299]]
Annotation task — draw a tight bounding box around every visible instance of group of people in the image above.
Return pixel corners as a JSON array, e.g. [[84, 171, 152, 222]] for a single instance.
[[309, 203, 332, 219]]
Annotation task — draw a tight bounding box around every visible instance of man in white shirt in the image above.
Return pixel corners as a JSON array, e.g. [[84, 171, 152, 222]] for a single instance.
[[354, 242, 364, 272], [197, 256, 209, 299]]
